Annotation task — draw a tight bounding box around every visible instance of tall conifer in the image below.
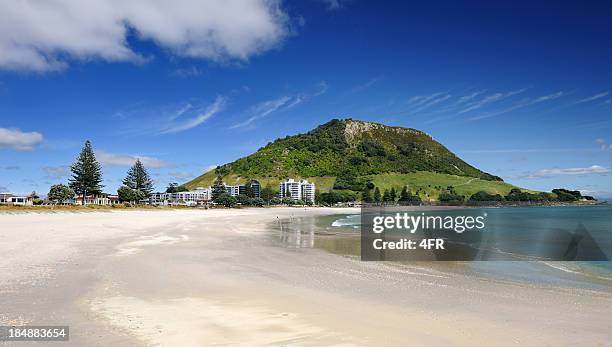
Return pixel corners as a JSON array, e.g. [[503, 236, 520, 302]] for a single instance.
[[69, 140, 103, 205], [123, 159, 154, 196]]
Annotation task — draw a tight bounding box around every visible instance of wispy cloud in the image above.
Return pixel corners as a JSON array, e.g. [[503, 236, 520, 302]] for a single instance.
[[0, 127, 43, 150], [536, 165, 612, 176], [469, 91, 566, 121], [407, 92, 445, 106], [458, 147, 595, 154], [231, 96, 292, 129], [160, 96, 225, 134], [578, 189, 612, 198], [457, 90, 486, 104], [171, 66, 204, 78], [169, 171, 195, 180], [43, 166, 69, 179], [596, 138, 612, 151], [516, 165, 612, 179], [231, 82, 328, 129], [570, 91, 609, 105], [458, 89, 526, 114], [347, 77, 381, 94], [97, 151, 170, 168], [320, 0, 344, 10]]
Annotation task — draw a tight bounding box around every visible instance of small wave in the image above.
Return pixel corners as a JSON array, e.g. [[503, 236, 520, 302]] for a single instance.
[[541, 261, 612, 282], [331, 215, 361, 228], [541, 262, 582, 275]]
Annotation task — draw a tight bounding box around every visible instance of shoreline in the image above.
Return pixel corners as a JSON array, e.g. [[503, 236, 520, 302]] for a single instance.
[[0, 199, 607, 214], [1, 208, 611, 345]]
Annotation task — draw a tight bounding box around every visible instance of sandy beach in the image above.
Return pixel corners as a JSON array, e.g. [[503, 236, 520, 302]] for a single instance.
[[1, 207, 611, 346]]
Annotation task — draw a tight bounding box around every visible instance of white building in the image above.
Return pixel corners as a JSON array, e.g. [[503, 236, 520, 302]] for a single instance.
[[279, 179, 315, 203], [224, 185, 241, 197], [0, 193, 33, 206], [151, 187, 211, 206], [73, 194, 120, 206]]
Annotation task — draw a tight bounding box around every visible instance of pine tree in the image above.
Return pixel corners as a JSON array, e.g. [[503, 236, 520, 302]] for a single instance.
[[123, 159, 154, 197], [244, 181, 255, 198], [211, 175, 226, 201], [399, 186, 409, 201], [69, 140, 103, 205], [390, 187, 397, 201], [373, 187, 381, 203], [382, 189, 391, 202], [362, 187, 372, 203]]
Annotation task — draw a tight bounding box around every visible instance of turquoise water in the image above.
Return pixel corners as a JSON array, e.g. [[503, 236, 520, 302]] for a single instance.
[[275, 205, 612, 291]]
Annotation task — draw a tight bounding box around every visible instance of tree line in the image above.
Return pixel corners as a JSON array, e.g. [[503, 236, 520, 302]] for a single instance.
[[47, 140, 155, 205]]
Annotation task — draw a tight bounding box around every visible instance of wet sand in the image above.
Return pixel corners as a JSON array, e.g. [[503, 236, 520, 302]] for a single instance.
[[1, 208, 611, 346]]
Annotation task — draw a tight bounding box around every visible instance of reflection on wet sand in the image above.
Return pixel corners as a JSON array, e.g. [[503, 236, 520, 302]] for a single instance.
[[276, 215, 360, 255]]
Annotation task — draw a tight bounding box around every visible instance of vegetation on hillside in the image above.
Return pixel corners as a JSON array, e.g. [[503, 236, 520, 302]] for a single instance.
[[185, 119, 508, 201], [211, 119, 501, 182]]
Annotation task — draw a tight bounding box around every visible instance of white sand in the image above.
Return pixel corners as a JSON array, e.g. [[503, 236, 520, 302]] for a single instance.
[[1, 208, 611, 346]]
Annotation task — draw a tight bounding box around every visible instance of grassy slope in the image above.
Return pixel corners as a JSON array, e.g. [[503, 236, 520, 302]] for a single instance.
[[367, 172, 519, 202], [186, 169, 521, 201]]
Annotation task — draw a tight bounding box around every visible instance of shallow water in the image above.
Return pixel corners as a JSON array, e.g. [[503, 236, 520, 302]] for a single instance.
[[272, 206, 612, 292]]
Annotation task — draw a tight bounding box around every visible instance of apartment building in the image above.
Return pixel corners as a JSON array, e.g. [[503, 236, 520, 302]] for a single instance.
[[279, 179, 315, 203], [224, 180, 261, 198]]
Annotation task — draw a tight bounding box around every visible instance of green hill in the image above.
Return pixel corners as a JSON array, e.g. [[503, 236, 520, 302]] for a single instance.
[[185, 119, 516, 199]]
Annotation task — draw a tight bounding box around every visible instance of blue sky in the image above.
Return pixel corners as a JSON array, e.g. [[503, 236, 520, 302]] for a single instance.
[[1, 1, 611, 198]]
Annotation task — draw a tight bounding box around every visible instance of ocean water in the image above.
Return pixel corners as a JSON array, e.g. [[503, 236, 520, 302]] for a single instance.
[[274, 205, 612, 291]]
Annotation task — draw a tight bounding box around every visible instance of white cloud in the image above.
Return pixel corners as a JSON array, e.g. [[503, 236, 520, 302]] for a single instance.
[[169, 171, 195, 180], [347, 77, 380, 94], [570, 91, 609, 105], [171, 66, 204, 78], [457, 91, 486, 104], [458, 89, 526, 114], [313, 80, 329, 96], [0, 127, 43, 150], [578, 189, 612, 198], [407, 92, 445, 106], [97, 151, 169, 168], [43, 165, 69, 179], [535, 165, 612, 177], [160, 96, 225, 134], [320, 0, 343, 10], [596, 138, 612, 151], [232, 95, 292, 128], [231, 81, 328, 129], [0, 0, 289, 72], [470, 91, 566, 120]]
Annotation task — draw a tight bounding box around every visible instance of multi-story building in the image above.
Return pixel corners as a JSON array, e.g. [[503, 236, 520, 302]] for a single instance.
[[224, 180, 261, 198], [279, 179, 315, 203]]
